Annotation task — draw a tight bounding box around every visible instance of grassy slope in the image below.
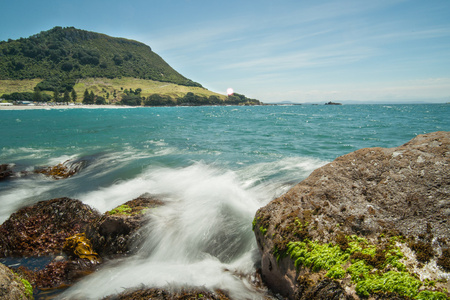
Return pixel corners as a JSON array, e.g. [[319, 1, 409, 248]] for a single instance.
[[0, 79, 42, 95], [0, 78, 226, 102], [74, 77, 226, 101]]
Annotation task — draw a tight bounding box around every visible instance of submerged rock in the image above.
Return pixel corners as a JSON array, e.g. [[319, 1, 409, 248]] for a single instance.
[[0, 197, 101, 257], [35, 159, 88, 179], [0, 164, 13, 181], [85, 193, 164, 257], [254, 131, 450, 299], [0, 263, 33, 300], [15, 256, 99, 292]]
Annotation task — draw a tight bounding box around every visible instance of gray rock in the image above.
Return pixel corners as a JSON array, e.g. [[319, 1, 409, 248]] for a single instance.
[[0, 263, 32, 300], [254, 131, 450, 299]]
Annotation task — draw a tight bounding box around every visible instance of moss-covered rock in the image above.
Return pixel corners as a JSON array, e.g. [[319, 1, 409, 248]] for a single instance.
[[0, 263, 33, 300], [254, 132, 450, 299], [85, 193, 164, 257]]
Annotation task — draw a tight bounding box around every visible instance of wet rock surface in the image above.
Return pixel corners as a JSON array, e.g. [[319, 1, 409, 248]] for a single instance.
[[0, 157, 88, 181], [0, 164, 13, 181], [0, 197, 102, 297], [0, 194, 165, 298], [85, 193, 164, 257], [0, 197, 101, 257], [0, 262, 33, 300], [254, 131, 450, 299], [102, 287, 231, 300], [15, 257, 98, 292], [34, 159, 88, 179]]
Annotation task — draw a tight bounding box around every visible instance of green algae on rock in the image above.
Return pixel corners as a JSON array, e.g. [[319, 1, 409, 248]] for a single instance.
[[108, 204, 133, 215], [0, 263, 33, 300], [253, 132, 450, 299], [19, 277, 33, 299]]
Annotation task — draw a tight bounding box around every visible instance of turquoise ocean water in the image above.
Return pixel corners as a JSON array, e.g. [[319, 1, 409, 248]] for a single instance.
[[0, 104, 449, 299]]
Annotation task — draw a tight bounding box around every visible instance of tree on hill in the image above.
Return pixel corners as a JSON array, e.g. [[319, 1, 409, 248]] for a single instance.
[[121, 94, 141, 106], [63, 90, 71, 102], [95, 96, 106, 105], [71, 89, 77, 102], [53, 90, 60, 102], [144, 94, 175, 106], [33, 88, 43, 102], [82, 89, 94, 104]]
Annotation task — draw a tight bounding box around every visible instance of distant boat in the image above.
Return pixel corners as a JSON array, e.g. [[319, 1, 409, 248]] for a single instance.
[[325, 101, 342, 105]]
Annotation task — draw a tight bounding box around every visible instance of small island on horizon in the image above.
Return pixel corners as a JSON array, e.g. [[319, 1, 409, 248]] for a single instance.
[[324, 101, 342, 105]]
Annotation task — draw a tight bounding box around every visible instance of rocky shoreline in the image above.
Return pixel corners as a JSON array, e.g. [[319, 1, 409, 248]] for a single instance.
[[1, 131, 449, 299]]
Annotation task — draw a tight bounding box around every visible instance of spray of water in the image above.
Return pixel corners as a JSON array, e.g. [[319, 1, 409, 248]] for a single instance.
[[60, 162, 272, 299]]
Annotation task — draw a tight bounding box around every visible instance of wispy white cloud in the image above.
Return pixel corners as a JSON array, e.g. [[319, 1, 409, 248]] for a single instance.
[[131, 0, 450, 102], [146, 23, 247, 53], [220, 43, 376, 72]]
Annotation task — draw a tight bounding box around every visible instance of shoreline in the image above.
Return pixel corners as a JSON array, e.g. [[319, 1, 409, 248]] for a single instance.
[[0, 104, 133, 110], [0, 104, 266, 110]]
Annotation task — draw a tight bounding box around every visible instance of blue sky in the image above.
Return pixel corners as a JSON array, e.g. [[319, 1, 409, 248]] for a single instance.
[[1, 0, 450, 103]]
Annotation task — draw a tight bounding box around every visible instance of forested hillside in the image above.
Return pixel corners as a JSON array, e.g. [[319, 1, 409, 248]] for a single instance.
[[0, 26, 201, 92]]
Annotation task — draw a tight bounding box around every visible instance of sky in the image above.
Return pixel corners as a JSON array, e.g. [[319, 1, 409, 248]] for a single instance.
[[1, 0, 450, 103]]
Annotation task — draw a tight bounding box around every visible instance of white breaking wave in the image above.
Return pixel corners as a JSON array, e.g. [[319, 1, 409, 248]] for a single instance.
[[1, 155, 324, 299], [60, 162, 273, 299], [0, 178, 55, 223]]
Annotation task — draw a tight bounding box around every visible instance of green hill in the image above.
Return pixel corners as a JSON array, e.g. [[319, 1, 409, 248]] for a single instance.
[[0, 27, 262, 106], [0, 26, 201, 91]]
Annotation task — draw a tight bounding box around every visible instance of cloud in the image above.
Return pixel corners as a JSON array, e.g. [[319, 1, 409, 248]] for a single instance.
[[220, 43, 376, 72], [133, 0, 449, 103]]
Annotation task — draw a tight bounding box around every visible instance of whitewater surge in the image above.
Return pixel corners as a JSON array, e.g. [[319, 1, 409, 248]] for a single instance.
[[60, 161, 304, 299]]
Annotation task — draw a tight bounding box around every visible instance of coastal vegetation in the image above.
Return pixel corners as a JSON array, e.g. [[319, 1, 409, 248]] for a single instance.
[[0, 27, 262, 106], [284, 235, 447, 299], [0, 79, 261, 106], [0, 26, 200, 88]]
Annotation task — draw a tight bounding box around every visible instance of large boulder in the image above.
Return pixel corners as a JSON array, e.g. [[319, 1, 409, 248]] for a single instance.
[[254, 131, 450, 299], [0, 263, 33, 300], [0, 197, 101, 257], [85, 193, 164, 257]]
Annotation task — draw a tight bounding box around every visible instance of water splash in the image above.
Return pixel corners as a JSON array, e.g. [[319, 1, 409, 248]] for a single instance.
[[60, 163, 273, 299]]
